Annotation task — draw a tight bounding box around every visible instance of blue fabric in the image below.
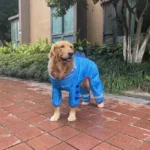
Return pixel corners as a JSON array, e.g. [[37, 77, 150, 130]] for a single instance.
[[50, 56, 104, 107]]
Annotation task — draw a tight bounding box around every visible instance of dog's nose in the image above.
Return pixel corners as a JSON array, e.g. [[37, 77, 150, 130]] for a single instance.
[[68, 52, 74, 57]]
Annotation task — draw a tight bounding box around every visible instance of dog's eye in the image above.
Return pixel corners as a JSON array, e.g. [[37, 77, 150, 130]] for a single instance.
[[70, 46, 73, 48], [60, 45, 64, 48]]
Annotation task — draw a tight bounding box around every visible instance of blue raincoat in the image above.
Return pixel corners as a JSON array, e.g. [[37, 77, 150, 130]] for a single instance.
[[50, 54, 104, 107]]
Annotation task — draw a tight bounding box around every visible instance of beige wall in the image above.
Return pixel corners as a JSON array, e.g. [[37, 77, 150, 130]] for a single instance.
[[87, 0, 103, 44], [30, 0, 51, 43], [19, 0, 30, 44]]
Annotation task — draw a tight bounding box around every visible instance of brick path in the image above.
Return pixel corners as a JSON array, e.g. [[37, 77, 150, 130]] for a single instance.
[[0, 77, 150, 150]]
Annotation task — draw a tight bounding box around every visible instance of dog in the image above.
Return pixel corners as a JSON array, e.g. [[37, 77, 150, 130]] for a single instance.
[[48, 41, 104, 121]]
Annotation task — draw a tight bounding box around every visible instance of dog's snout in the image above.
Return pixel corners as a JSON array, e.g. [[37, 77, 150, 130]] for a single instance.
[[68, 52, 74, 57]]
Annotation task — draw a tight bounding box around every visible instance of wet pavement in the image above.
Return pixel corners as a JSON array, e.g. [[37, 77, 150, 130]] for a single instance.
[[0, 77, 150, 150]]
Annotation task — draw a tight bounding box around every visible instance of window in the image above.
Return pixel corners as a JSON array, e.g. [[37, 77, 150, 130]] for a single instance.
[[11, 19, 19, 47], [103, 3, 116, 45], [51, 7, 75, 43]]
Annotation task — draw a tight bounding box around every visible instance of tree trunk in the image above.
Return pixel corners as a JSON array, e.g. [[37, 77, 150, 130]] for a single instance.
[[137, 26, 150, 63], [132, 0, 150, 63], [123, 36, 127, 60]]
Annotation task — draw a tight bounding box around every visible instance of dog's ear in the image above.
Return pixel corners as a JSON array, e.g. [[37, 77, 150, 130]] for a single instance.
[[48, 44, 55, 59]]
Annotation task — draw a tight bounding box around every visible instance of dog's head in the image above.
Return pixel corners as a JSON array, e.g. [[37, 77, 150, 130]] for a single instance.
[[49, 41, 74, 63]]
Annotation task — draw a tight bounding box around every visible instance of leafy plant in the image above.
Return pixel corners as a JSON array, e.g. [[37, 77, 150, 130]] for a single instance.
[[0, 38, 51, 55]]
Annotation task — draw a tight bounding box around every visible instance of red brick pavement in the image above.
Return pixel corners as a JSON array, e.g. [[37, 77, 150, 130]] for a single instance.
[[0, 77, 150, 150]]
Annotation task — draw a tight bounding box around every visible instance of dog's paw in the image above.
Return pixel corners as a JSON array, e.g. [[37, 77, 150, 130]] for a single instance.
[[68, 115, 76, 122], [81, 102, 89, 105], [97, 102, 104, 108], [50, 115, 60, 121]]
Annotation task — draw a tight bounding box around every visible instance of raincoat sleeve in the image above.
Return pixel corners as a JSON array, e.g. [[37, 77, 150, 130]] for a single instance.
[[51, 85, 62, 107]]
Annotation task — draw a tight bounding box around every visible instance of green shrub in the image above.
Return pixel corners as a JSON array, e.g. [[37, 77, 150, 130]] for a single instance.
[[0, 54, 49, 82], [0, 38, 150, 93], [0, 38, 51, 55], [0, 52, 150, 93]]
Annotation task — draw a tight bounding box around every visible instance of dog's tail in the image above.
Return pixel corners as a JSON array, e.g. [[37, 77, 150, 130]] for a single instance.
[[75, 51, 86, 58]]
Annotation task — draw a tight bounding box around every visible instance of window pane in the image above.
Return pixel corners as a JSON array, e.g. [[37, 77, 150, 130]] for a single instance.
[[63, 36, 74, 43], [52, 8, 62, 35], [104, 35, 113, 44], [64, 7, 74, 34], [52, 37, 62, 42], [11, 19, 19, 46], [104, 4, 113, 34]]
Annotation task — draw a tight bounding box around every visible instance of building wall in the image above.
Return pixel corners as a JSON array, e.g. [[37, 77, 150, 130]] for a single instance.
[[19, 0, 103, 44], [19, 0, 30, 44], [29, 0, 51, 43], [87, 0, 103, 44]]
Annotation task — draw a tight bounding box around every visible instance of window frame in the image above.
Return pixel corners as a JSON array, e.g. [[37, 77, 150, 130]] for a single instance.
[[103, 3, 117, 45], [50, 5, 77, 43]]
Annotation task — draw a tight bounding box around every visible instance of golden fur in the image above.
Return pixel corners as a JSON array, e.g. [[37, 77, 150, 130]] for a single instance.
[[48, 41, 103, 122], [48, 40, 90, 89], [48, 41, 74, 79]]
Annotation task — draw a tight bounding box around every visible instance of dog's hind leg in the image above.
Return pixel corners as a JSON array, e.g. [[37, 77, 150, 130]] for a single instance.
[[80, 78, 90, 105], [80, 87, 90, 105], [90, 74, 104, 108]]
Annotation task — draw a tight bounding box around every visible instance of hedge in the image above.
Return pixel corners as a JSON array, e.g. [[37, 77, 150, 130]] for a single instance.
[[0, 53, 150, 93]]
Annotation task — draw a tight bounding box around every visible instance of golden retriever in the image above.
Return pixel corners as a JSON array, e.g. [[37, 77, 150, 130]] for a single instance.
[[48, 41, 104, 121]]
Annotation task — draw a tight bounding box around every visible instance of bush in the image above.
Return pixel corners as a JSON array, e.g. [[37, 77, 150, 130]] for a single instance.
[[0, 52, 150, 93], [0, 38, 51, 55], [0, 39, 150, 93], [0, 54, 49, 82]]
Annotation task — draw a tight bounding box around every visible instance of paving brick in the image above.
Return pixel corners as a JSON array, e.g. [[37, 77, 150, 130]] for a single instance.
[[122, 125, 150, 140], [0, 134, 21, 149], [126, 109, 149, 118], [51, 126, 80, 141], [107, 133, 143, 150], [27, 133, 61, 150], [85, 126, 117, 141], [0, 127, 9, 135], [25, 103, 44, 111], [102, 120, 127, 132], [92, 142, 121, 150], [136, 106, 150, 114], [146, 137, 150, 143], [3, 104, 28, 115], [76, 110, 93, 119], [138, 142, 150, 150], [1, 78, 150, 150], [37, 120, 63, 132], [7, 143, 33, 150], [67, 133, 101, 150], [86, 114, 107, 125], [134, 119, 150, 130], [26, 115, 48, 124], [0, 100, 13, 107], [110, 105, 131, 114], [34, 107, 53, 114], [17, 111, 39, 120], [6, 120, 30, 133], [15, 126, 43, 141], [0, 108, 9, 118], [49, 142, 76, 150], [87, 108, 120, 119], [70, 119, 95, 132], [116, 114, 139, 124], [0, 115, 22, 126]]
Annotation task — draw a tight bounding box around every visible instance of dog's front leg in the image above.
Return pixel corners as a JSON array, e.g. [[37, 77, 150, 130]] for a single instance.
[[68, 107, 76, 121], [50, 107, 60, 121], [50, 86, 62, 121]]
